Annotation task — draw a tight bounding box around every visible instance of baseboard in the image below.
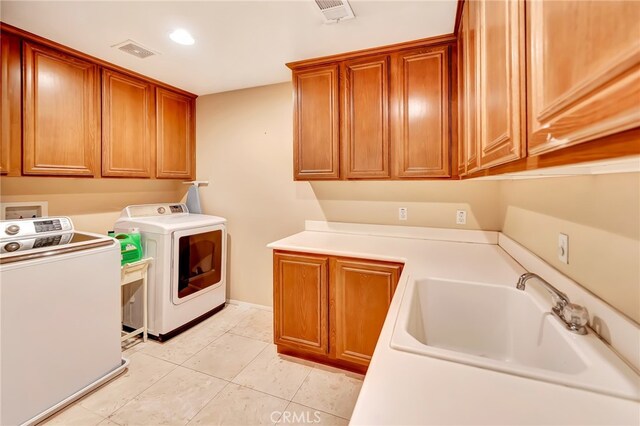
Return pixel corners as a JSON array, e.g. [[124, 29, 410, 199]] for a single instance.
[[226, 298, 273, 312]]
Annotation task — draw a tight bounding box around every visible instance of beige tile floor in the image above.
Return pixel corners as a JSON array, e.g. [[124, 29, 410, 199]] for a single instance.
[[41, 304, 363, 426]]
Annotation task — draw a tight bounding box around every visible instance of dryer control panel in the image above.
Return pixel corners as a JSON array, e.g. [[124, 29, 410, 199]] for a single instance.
[[123, 204, 189, 218]]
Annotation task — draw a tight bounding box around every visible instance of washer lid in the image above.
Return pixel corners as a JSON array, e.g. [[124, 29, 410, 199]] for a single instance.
[[115, 213, 226, 234], [0, 231, 114, 264]]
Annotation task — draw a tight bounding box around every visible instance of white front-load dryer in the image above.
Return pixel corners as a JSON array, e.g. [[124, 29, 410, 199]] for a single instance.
[[115, 203, 226, 340]]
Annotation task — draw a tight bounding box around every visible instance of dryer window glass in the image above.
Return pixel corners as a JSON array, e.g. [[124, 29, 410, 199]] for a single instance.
[[177, 230, 222, 299]]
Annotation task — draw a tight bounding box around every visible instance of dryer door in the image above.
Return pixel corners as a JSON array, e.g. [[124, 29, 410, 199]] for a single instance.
[[171, 224, 225, 305]]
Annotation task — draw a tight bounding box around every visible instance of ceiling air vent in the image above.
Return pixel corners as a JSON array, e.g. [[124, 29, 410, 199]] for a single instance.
[[112, 40, 158, 59], [314, 0, 355, 23]]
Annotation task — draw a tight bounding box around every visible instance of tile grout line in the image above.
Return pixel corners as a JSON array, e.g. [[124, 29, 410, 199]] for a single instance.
[[226, 334, 272, 381], [184, 378, 233, 425], [289, 364, 363, 420], [176, 331, 271, 386], [175, 327, 230, 364], [97, 353, 179, 421], [185, 380, 292, 425], [289, 364, 314, 404], [41, 404, 107, 426], [107, 363, 229, 425], [178, 362, 234, 382], [172, 305, 262, 367]]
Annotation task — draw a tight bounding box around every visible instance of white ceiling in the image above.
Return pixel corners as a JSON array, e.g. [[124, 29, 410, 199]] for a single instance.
[[1, 1, 457, 95]]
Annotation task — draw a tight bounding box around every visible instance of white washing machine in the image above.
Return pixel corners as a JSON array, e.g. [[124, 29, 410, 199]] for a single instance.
[[115, 203, 226, 340], [0, 217, 126, 425]]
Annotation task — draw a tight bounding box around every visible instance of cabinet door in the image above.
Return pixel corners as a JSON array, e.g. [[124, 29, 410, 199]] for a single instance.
[[0, 32, 21, 176], [456, 17, 467, 177], [477, 0, 525, 168], [342, 56, 390, 179], [156, 88, 195, 179], [274, 252, 329, 355], [23, 42, 100, 176], [527, 1, 640, 155], [330, 258, 402, 366], [392, 46, 450, 178], [464, 0, 480, 173], [293, 65, 340, 180], [102, 69, 155, 177]]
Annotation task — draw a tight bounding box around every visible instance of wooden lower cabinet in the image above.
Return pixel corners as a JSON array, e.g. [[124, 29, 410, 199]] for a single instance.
[[273, 250, 403, 372]]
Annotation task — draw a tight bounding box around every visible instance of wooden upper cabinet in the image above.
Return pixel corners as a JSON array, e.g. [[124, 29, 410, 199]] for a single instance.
[[342, 56, 390, 179], [330, 258, 402, 366], [156, 87, 195, 179], [527, 0, 640, 155], [102, 69, 155, 177], [293, 65, 340, 180], [290, 38, 456, 181], [392, 46, 450, 178], [23, 42, 100, 176], [274, 252, 329, 355], [0, 32, 22, 176], [477, 0, 525, 168]]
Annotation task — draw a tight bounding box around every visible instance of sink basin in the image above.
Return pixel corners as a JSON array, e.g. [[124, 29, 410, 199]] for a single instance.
[[390, 277, 640, 401]]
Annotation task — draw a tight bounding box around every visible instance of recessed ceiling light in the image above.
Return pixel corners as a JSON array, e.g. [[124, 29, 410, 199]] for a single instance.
[[169, 29, 194, 46]]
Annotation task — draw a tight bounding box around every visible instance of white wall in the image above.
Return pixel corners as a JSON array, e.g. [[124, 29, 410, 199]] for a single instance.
[[499, 173, 640, 323]]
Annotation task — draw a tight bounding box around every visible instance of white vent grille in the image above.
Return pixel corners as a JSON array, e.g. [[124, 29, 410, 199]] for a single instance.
[[314, 0, 355, 23], [112, 40, 158, 59]]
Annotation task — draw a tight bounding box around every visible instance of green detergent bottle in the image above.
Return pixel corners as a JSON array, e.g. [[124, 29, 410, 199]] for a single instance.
[[112, 231, 143, 266]]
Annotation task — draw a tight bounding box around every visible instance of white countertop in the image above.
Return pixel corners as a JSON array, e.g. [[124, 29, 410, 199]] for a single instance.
[[268, 227, 640, 425]]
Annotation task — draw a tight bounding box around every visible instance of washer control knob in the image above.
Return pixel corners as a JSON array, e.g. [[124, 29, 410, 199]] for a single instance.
[[4, 242, 20, 252], [5, 224, 20, 235], [157, 207, 166, 214]]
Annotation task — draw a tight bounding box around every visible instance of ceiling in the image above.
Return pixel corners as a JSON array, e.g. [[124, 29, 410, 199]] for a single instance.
[[1, 1, 458, 95]]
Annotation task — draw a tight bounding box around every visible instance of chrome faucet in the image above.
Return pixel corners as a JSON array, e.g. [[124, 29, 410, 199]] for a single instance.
[[516, 273, 589, 335]]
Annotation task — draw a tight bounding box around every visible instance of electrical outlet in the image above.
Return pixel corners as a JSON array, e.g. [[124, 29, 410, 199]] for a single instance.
[[456, 210, 467, 225], [558, 233, 569, 264], [398, 207, 408, 221]]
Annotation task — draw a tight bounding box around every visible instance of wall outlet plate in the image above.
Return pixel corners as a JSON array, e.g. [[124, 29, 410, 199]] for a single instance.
[[558, 233, 569, 264], [398, 207, 408, 221], [456, 210, 467, 225]]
